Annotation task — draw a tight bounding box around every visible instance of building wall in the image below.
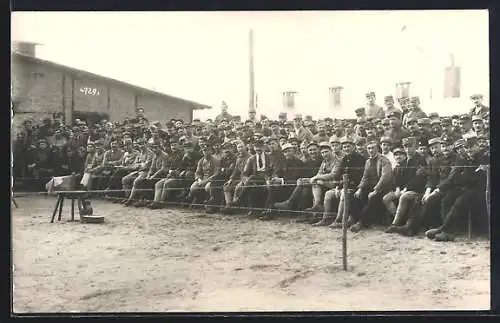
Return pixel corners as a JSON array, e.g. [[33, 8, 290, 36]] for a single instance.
[[11, 56, 196, 126]]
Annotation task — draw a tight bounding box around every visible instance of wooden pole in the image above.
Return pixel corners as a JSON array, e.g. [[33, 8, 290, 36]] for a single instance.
[[342, 174, 349, 271]]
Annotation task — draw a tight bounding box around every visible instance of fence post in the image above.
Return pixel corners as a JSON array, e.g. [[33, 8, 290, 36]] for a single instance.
[[342, 173, 349, 271]]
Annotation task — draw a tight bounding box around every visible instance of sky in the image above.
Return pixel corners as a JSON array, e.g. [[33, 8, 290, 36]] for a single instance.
[[11, 10, 489, 119]]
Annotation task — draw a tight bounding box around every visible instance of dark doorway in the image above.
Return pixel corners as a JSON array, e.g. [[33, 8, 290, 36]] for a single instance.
[[73, 111, 110, 126]]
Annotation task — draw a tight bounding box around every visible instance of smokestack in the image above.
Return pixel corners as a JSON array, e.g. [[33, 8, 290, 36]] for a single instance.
[[12, 41, 41, 58], [248, 29, 256, 115]]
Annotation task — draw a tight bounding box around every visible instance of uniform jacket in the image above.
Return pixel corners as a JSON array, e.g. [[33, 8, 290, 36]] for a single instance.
[[365, 104, 385, 119], [358, 154, 393, 193], [229, 152, 251, 181], [195, 155, 221, 181], [331, 151, 366, 189], [243, 153, 272, 179]]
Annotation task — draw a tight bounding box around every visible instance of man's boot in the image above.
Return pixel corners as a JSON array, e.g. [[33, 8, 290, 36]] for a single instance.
[[274, 186, 301, 210], [425, 227, 442, 240], [392, 219, 418, 236], [434, 231, 455, 242], [312, 214, 335, 226]]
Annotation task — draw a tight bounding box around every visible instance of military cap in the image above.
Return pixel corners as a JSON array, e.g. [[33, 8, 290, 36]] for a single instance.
[[340, 137, 354, 145], [365, 91, 376, 97], [183, 140, 194, 148], [465, 136, 478, 147], [329, 135, 341, 143], [269, 120, 279, 126], [417, 138, 429, 147], [393, 147, 406, 155], [406, 117, 419, 124], [281, 143, 294, 151], [355, 107, 366, 116], [471, 115, 484, 122], [459, 115, 471, 122], [402, 136, 417, 146], [428, 112, 439, 119], [384, 95, 394, 102], [278, 112, 287, 118], [380, 136, 392, 144], [288, 137, 299, 143], [355, 137, 367, 145], [37, 138, 48, 144], [356, 116, 367, 124], [221, 141, 234, 149], [440, 135, 453, 145], [253, 138, 265, 146], [454, 139, 466, 149], [319, 141, 332, 149], [294, 114, 303, 120], [381, 118, 390, 125], [304, 120, 314, 127], [428, 137, 442, 146], [441, 118, 452, 126], [431, 119, 441, 125], [410, 96, 420, 103], [470, 94, 483, 100], [267, 136, 279, 142], [365, 116, 374, 123], [387, 110, 402, 119], [366, 140, 380, 147], [253, 132, 263, 138], [324, 117, 333, 122], [305, 115, 313, 121], [307, 141, 319, 148], [476, 133, 489, 140], [417, 118, 431, 125]]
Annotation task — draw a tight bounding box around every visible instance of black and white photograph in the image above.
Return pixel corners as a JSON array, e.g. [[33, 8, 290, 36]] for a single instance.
[[11, 10, 490, 312]]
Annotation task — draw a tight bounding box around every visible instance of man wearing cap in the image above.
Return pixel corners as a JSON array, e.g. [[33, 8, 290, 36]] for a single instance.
[[469, 94, 488, 118], [241, 139, 273, 217], [83, 140, 106, 191], [380, 136, 397, 169], [354, 137, 368, 159], [260, 143, 304, 220], [222, 141, 252, 213], [187, 145, 221, 208], [300, 142, 323, 178], [315, 137, 367, 227], [355, 107, 366, 118], [204, 142, 236, 213], [430, 119, 442, 138], [471, 115, 487, 138], [293, 114, 314, 143], [26, 139, 55, 191], [147, 138, 186, 209], [384, 95, 401, 116], [93, 140, 125, 192], [215, 101, 233, 124], [416, 118, 433, 143], [313, 122, 329, 143], [365, 92, 385, 119], [384, 110, 409, 145], [130, 107, 149, 125], [425, 137, 489, 241], [403, 97, 427, 127], [440, 118, 461, 142], [398, 97, 410, 117], [351, 140, 394, 232], [458, 115, 476, 140], [384, 139, 427, 233]]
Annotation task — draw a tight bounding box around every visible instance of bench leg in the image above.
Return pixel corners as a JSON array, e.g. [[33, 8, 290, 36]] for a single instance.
[[58, 196, 65, 221], [51, 196, 62, 223], [71, 199, 75, 222]]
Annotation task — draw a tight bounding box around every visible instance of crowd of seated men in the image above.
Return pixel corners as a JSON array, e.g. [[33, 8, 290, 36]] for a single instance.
[[13, 92, 490, 242]]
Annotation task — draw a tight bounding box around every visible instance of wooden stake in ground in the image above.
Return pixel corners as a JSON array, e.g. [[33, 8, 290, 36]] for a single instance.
[[342, 174, 349, 271]]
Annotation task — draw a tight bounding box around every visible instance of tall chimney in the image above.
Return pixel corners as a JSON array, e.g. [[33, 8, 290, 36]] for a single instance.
[[12, 41, 41, 57], [248, 29, 256, 115]]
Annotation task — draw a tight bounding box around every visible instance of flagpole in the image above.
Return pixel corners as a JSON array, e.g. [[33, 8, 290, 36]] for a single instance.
[[249, 29, 256, 117]]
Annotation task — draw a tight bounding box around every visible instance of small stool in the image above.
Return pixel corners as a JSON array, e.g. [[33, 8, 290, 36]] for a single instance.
[[50, 192, 87, 223]]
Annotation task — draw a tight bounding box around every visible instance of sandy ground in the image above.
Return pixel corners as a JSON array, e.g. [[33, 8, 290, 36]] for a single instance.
[[12, 196, 490, 313]]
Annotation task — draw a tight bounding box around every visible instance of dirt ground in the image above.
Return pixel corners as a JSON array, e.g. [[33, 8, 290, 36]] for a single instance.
[[12, 196, 490, 313]]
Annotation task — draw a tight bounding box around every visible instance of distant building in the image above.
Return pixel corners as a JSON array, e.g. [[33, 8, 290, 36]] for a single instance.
[[11, 41, 212, 126]]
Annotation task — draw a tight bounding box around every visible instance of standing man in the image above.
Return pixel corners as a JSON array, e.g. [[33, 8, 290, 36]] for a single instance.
[[384, 95, 401, 115], [469, 94, 488, 118], [365, 92, 385, 119], [215, 101, 233, 123]]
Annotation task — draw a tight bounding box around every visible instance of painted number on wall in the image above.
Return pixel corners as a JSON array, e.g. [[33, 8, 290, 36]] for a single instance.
[[80, 87, 101, 96]]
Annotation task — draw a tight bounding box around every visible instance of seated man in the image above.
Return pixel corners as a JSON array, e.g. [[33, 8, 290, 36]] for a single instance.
[[319, 137, 366, 228], [162, 140, 202, 205], [240, 139, 272, 217], [393, 137, 463, 236], [273, 142, 322, 213], [259, 142, 304, 220], [82, 140, 105, 192], [147, 138, 185, 209], [93, 140, 125, 192], [188, 144, 221, 207], [27, 139, 55, 191], [425, 137, 489, 241], [105, 138, 139, 199], [205, 141, 236, 213], [384, 137, 427, 233], [222, 140, 251, 213], [351, 140, 393, 232]]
